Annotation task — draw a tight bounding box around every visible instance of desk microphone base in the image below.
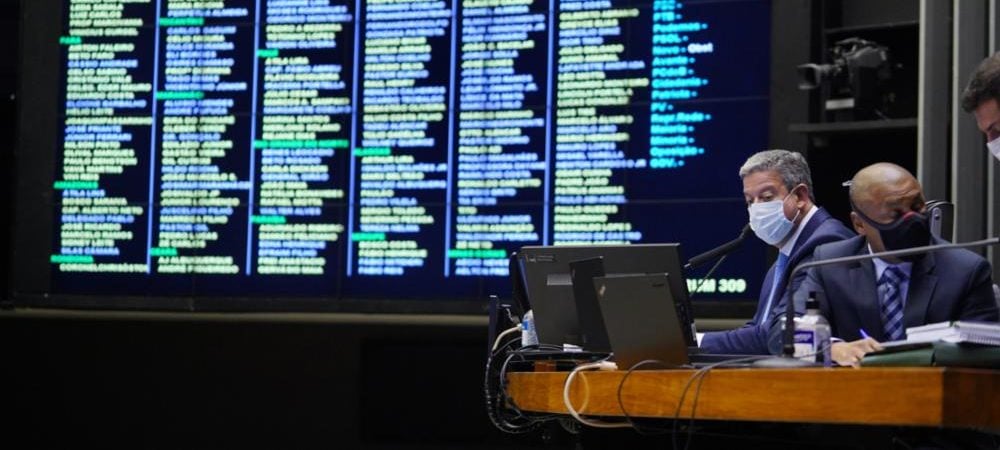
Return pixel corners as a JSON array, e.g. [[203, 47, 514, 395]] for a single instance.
[[752, 356, 817, 368]]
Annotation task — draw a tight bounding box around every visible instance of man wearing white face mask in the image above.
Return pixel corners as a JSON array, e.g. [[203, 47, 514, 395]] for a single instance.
[[962, 53, 1000, 158], [700, 150, 854, 355]]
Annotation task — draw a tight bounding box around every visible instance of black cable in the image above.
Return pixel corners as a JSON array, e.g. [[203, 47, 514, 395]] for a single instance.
[[485, 337, 537, 433], [674, 345, 835, 450], [499, 348, 539, 423], [502, 341, 875, 447], [672, 364, 707, 450], [496, 342, 567, 426], [506, 349, 619, 431], [672, 355, 772, 450], [614, 359, 682, 436], [511, 343, 565, 352], [485, 336, 559, 433], [614, 356, 769, 442], [503, 340, 582, 403], [683, 367, 716, 450]]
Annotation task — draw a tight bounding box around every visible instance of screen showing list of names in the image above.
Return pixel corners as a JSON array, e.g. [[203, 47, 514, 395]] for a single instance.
[[51, 0, 770, 301]]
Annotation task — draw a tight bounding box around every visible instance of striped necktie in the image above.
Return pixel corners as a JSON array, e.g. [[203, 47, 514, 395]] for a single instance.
[[877, 265, 907, 341]]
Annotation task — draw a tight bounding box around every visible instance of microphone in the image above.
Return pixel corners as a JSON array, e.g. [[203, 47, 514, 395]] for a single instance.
[[755, 237, 1000, 367], [684, 223, 752, 270]]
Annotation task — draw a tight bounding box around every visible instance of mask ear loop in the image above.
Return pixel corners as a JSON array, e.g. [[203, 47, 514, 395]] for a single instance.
[[784, 185, 804, 224], [850, 198, 879, 227], [850, 198, 913, 231]]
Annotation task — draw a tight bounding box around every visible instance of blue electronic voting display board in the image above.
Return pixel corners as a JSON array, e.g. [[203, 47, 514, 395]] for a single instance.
[[27, 0, 771, 307]]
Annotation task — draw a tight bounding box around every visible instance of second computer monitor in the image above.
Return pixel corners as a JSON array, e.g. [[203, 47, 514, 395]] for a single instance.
[[518, 244, 696, 348]]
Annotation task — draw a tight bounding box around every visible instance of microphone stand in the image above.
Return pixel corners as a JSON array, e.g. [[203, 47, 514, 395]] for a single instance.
[[685, 224, 751, 296], [684, 223, 752, 270], [754, 237, 1000, 368]]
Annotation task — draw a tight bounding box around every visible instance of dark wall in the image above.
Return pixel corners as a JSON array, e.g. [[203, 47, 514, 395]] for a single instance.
[[0, 0, 19, 302], [768, 0, 922, 226], [0, 314, 526, 449], [832, 0, 918, 28], [768, 2, 817, 154]]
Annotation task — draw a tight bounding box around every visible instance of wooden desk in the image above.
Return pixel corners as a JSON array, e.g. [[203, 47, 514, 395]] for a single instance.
[[507, 367, 1000, 431]]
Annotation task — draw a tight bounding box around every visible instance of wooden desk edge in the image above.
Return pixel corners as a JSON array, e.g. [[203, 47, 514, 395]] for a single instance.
[[507, 367, 1000, 431]]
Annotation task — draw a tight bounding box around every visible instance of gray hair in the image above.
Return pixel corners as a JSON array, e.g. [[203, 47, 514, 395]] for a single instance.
[[739, 149, 815, 202]]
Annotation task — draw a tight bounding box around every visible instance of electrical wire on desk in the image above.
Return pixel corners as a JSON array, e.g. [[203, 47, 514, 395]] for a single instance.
[[492, 325, 520, 352], [484, 337, 535, 433], [485, 336, 562, 433], [499, 342, 573, 420], [671, 355, 770, 450], [614, 359, 684, 436], [613, 354, 889, 448], [492, 341, 567, 431], [499, 342, 566, 404], [672, 345, 834, 450], [499, 347, 540, 423], [562, 360, 634, 429]]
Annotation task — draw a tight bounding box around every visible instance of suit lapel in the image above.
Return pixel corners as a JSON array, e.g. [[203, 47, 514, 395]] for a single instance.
[[903, 251, 937, 329], [848, 244, 884, 340], [788, 207, 830, 264]]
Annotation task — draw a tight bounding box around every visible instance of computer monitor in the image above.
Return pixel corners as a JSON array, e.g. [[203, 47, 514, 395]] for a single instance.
[[569, 257, 610, 352], [517, 244, 696, 348], [595, 273, 690, 369], [507, 251, 530, 318]]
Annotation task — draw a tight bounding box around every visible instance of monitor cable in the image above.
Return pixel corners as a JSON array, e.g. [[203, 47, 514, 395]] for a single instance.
[[562, 360, 633, 429]]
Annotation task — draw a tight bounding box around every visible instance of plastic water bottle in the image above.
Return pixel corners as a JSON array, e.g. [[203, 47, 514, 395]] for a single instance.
[[521, 310, 538, 347], [793, 292, 832, 366]]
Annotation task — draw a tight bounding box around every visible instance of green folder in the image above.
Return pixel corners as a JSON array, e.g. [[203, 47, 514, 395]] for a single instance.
[[861, 342, 1000, 368]]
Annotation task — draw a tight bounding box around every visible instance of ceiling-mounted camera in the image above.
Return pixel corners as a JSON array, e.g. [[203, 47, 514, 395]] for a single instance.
[[797, 37, 897, 121]]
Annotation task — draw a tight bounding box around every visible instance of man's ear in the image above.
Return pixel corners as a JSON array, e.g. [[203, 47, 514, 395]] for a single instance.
[[850, 211, 865, 235], [794, 184, 810, 208]]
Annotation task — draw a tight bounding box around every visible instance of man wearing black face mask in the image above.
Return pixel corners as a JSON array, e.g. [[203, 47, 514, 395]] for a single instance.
[[767, 163, 999, 367]]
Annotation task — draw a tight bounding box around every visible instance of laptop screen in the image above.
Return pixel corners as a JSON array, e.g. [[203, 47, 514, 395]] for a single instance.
[[518, 244, 696, 348], [595, 273, 690, 369]]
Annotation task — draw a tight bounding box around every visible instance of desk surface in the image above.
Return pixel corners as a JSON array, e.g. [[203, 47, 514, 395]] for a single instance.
[[507, 367, 1000, 431]]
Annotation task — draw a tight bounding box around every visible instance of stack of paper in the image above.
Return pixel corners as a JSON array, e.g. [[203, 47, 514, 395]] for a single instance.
[[906, 321, 1000, 346]]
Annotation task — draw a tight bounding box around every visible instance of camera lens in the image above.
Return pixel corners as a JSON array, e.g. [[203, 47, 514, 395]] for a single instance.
[[796, 63, 825, 90]]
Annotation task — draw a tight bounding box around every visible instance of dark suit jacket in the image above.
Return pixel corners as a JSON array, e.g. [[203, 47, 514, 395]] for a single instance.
[[767, 235, 1000, 353], [700, 207, 854, 354]]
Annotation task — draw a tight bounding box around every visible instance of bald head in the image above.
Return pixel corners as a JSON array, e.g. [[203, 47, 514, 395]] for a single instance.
[[849, 163, 920, 212]]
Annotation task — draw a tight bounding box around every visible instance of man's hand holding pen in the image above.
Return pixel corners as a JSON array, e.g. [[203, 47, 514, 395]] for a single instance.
[[831, 334, 883, 367]]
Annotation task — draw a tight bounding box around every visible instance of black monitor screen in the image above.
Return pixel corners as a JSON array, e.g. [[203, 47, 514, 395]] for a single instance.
[[518, 243, 696, 346], [10, 0, 770, 311]]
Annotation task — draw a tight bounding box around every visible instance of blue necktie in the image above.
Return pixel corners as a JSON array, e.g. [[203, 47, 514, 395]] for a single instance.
[[878, 265, 907, 341], [761, 252, 789, 321]]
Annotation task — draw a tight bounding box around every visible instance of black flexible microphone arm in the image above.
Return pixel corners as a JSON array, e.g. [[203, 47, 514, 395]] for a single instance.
[[777, 237, 1000, 357], [684, 223, 752, 270]]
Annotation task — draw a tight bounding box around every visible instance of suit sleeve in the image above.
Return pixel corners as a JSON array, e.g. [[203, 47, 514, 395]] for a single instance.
[[699, 323, 769, 355], [958, 258, 1000, 322], [700, 264, 779, 355]]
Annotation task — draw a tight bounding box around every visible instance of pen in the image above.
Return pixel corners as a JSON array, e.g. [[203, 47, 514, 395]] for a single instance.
[[859, 328, 871, 339]]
